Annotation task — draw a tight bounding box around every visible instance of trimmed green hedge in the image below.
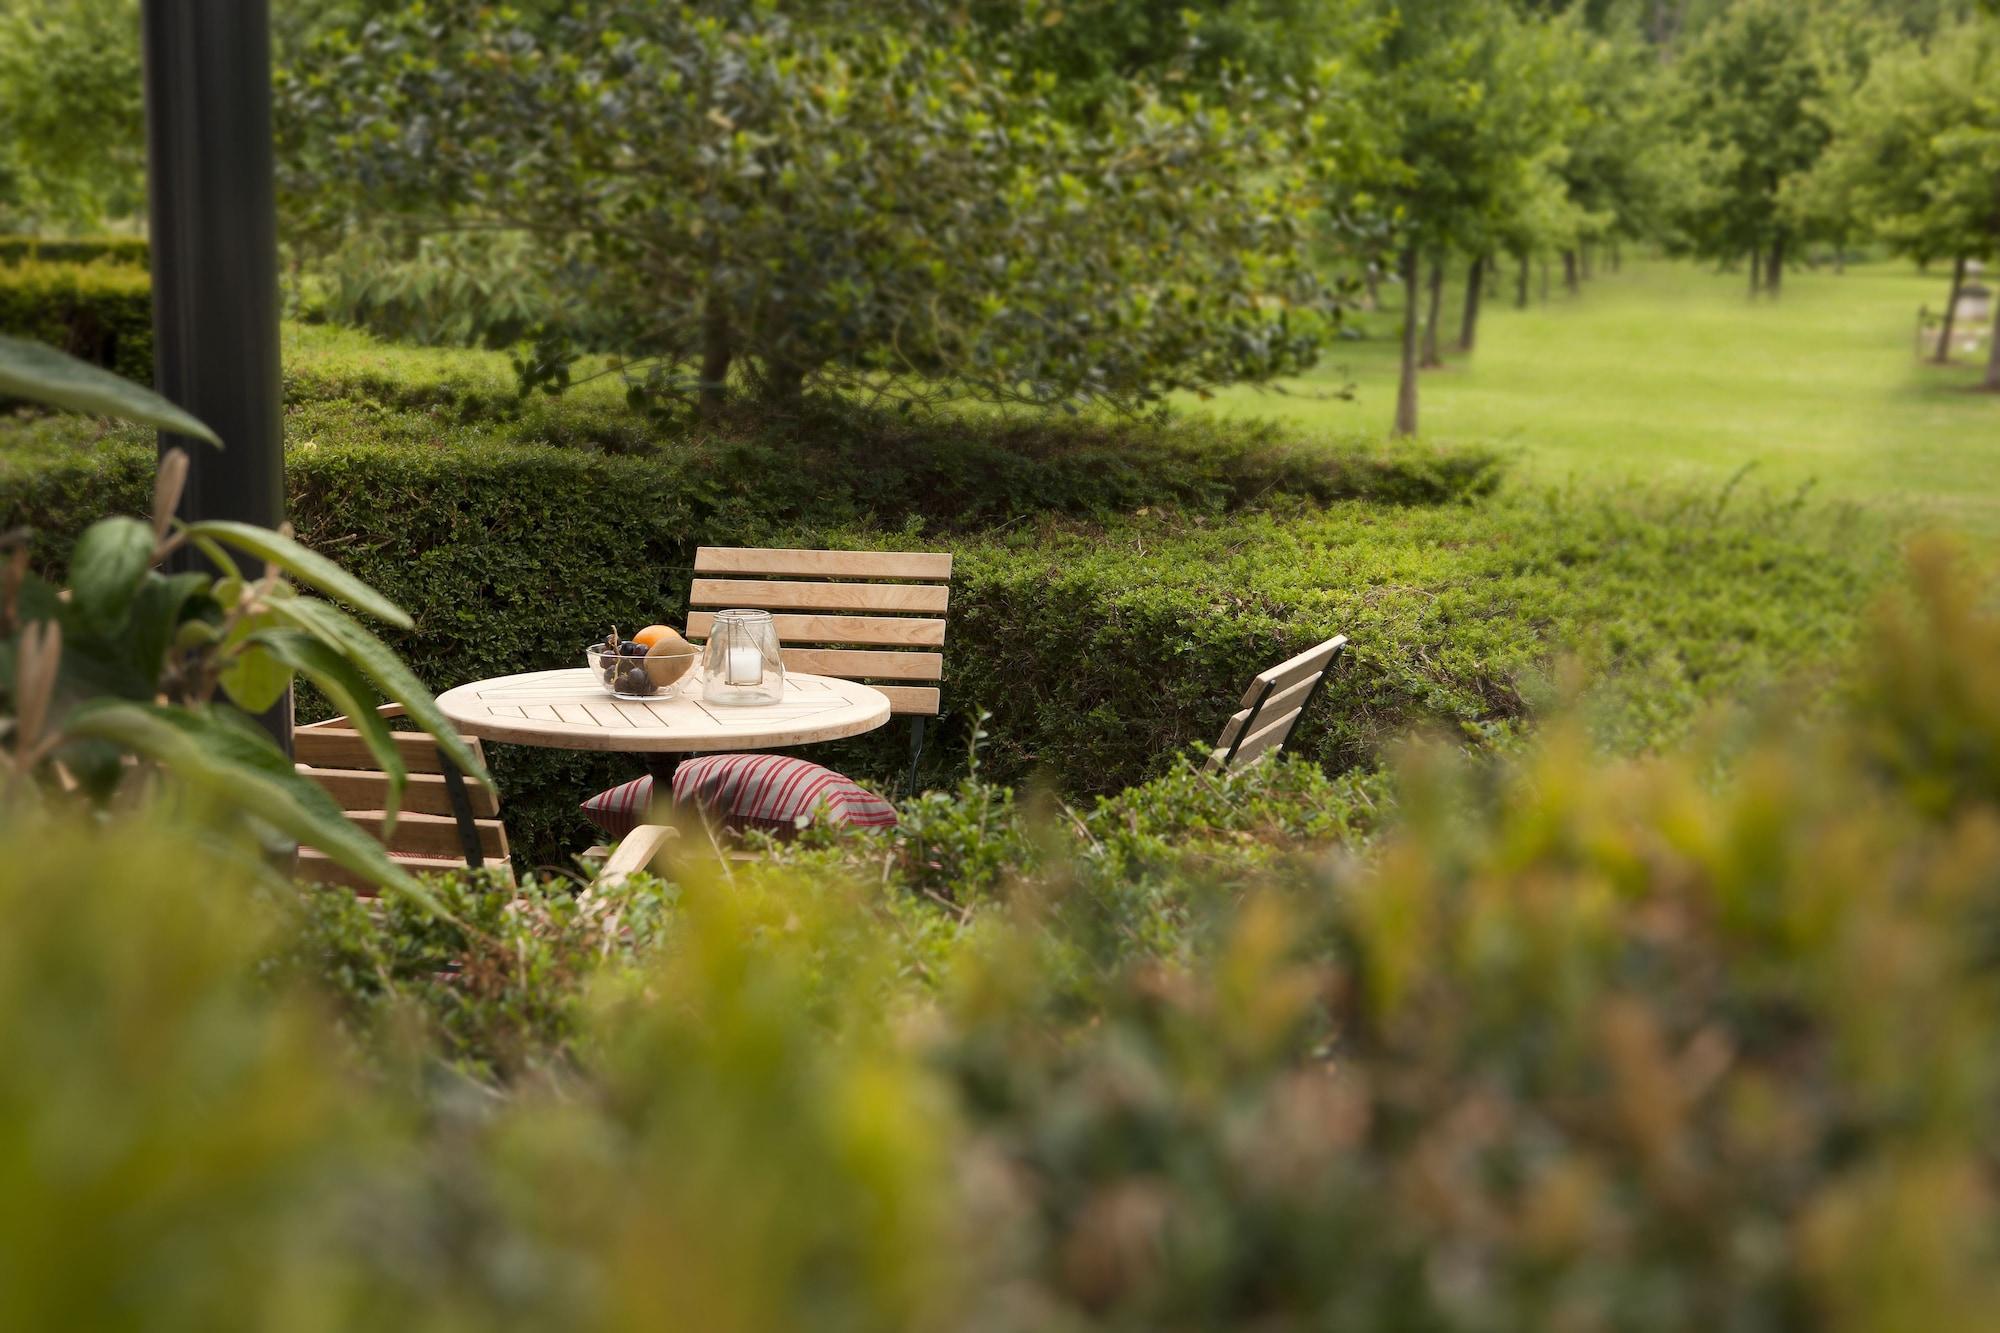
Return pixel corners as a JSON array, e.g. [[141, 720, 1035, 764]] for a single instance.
[[0, 426, 1884, 865], [0, 235, 149, 267], [0, 261, 152, 382]]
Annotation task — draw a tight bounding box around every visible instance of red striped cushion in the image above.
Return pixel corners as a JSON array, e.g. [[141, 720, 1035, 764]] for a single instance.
[[579, 773, 659, 839], [673, 754, 898, 836], [579, 757, 897, 840]]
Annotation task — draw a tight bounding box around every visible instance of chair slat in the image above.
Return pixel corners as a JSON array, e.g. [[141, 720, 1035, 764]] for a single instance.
[[1227, 706, 1305, 767], [690, 578, 949, 614], [687, 611, 946, 648], [1253, 636, 1348, 696], [779, 648, 943, 681], [299, 768, 501, 819], [343, 811, 510, 859], [297, 848, 513, 896], [874, 685, 941, 716], [695, 547, 952, 581], [1216, 673, 1322, 750], [293, 726, 487, 775]]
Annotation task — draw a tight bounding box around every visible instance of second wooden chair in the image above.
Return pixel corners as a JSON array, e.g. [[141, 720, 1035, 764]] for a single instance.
[[689, 545, 952, 791], [1207, 635, 1347, 774]]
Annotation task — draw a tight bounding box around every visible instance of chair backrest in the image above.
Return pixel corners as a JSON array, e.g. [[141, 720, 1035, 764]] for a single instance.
[[689, 546, 953, 718], [1208, 635, 1347, 774], [293, 705, 510, 892]]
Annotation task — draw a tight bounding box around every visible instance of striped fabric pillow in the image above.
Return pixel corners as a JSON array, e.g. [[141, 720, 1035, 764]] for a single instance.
[[579, 755, 898, 840], [579, 773, 662, 840]]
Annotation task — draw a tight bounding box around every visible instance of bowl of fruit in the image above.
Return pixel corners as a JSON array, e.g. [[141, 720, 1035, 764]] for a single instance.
[[588, 624, 701, 700]]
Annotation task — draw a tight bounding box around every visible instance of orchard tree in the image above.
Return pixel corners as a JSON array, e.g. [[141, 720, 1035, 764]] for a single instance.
[[1815, 20, 2000, 380], [1551, 17, 1696, 273], [1321, 0, 1572, 433], [1675, 0, 1835, 298], [277, 0, 1337, 418]]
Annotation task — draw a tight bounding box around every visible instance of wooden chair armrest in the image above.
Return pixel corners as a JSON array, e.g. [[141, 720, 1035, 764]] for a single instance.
[[597, 823, 679, 887], [297, 702, 409, 730]]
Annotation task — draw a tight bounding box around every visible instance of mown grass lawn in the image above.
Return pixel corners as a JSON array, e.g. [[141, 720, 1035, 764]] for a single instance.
[[1203, 257, 2000, 536]]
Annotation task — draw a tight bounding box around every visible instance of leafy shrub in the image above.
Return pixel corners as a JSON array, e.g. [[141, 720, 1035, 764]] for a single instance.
[[0, 260, 151, 381], [0, 235, 148, 267], [8, 545, 2000, 1330], [298, 230, 596, 351]]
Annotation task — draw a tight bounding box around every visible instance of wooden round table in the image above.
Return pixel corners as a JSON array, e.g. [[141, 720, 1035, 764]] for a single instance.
[[435, 668, 893, 784]]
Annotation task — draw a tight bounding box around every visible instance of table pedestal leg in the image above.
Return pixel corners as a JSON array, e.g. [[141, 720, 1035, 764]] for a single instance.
[[644, 753, 682, 794]]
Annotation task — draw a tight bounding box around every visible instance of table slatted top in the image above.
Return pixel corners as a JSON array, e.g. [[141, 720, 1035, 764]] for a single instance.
[[434, 669, 893, 754]]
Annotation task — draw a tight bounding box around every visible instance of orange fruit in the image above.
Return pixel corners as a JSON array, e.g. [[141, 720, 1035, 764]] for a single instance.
[[631, 624, 676, 650]]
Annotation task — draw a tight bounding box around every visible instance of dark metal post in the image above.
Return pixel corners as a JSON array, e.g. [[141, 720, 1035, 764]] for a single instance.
[[143, 1, 290, 753]]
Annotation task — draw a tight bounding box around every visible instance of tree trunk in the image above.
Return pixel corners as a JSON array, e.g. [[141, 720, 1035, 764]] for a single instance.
[[1935, 255, 1967, 364], [699, 293, 732, 417], [1516, 250, 1530, 309], [1581, 243, 1594, 281], [1420, 254, 1446, 368], [1562, 249, 1579, 295], [1984, 295, 2000, 392], [759, 359, 806, 407], [1394, 245, 1420, 436], [1540, 257, 1550, 302], [1765, 233, 1785, 298], [1749, 248, 1762, 298], [1458, 254, 1485, 353], [1363, 265, 1381, 311]]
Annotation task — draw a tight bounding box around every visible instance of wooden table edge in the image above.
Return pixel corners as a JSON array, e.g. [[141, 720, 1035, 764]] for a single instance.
[[433, 670, 895, 754]]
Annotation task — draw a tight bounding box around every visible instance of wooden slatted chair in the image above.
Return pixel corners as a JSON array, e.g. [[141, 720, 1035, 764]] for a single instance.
[[689, 546, 952, 790], [1207, 635, 1347, 774], [293, 705, 512, 892], [296, 705, 680, 893]]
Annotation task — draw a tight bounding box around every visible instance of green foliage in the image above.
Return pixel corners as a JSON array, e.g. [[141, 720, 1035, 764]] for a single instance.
[[0, 261, 153, 383], [297, 229, 597, 351], [940, 489, 1882, 793], [10, 547, 2000, 1328], [0, 0, 145, 232], [277, 0, 1337, 414], [0, 235, 149, 266]]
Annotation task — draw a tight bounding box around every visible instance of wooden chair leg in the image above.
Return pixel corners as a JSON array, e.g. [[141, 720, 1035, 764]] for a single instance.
[[905, 716, 926, 795]]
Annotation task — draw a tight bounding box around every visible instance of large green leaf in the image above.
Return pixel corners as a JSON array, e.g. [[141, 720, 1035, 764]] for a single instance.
[[218, 643, 294, 714], [62, 700, 447, 914], [0, 335, 221, 445], [252, 627, 410, 828], [184, 520, 413, 629], [268, 597, 491, 788], [68, 517, 156, 634], [127, 571, 214, 683]]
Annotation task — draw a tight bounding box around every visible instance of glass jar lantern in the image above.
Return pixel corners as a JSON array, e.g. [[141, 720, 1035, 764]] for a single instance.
[[701, 608, 786, 706]]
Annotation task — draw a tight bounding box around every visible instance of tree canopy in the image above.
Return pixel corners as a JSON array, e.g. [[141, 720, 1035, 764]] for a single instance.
[[277, 0, 1341, 415]]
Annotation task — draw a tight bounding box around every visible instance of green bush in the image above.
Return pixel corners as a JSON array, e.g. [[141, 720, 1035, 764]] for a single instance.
[[0, 260, 151, 381], [0, 234, 148, 267], [7, 546, 2000, 1330]]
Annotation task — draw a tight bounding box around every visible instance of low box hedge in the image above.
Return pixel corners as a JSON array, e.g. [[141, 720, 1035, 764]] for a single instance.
[[0, 235, 149, 267], [0, 261, 153, 383], [0, 421, 1885, 866]]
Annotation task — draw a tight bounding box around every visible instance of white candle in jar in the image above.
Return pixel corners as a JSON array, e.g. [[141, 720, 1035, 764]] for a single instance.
[[726, 644, 763, 685]]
